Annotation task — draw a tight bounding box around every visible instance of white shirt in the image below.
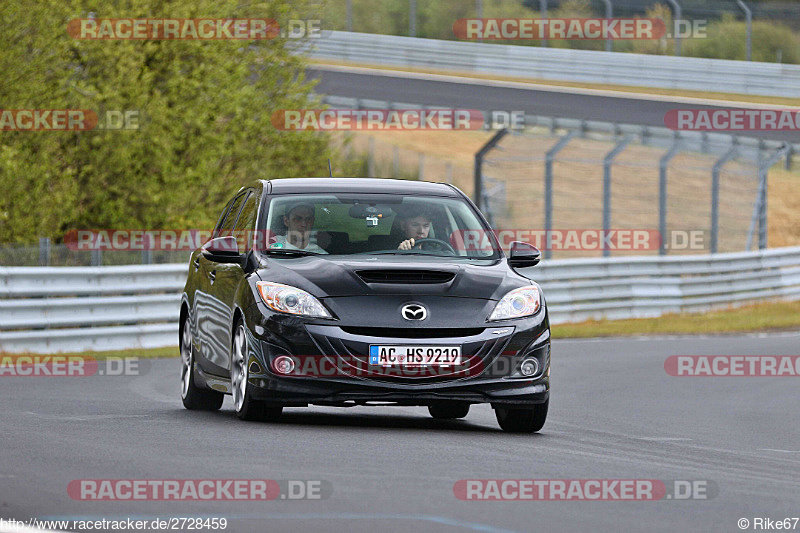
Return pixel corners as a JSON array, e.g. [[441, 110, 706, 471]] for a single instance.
[[270, 235, 328, 254]]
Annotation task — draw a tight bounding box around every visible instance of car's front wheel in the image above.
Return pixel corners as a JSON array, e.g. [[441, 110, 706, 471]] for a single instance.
[[181, 315, 223, 411], [231, 319, 282, 422], [494, 400, 548, 433]]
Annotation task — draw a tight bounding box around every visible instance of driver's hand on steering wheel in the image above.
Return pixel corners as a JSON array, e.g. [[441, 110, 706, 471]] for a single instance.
[[398, 238, 417, 250]]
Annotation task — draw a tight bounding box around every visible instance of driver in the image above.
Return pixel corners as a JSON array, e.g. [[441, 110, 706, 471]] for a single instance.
[[397, 207, 433, 250], [272, 203, 328, 254]]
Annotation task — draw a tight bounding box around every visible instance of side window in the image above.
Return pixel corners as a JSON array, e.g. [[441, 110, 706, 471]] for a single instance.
[[234, 193, 256, 232], [213, 198, 234, 237], [217, 193, 247, 238], [234, 193, 258, 250]]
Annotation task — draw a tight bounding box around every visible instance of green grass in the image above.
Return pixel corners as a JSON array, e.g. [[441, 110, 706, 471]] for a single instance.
[[552, 300, 800, 338]]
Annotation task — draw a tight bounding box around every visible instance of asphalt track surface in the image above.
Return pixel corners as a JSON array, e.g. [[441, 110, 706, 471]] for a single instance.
[[308, 66, 800, 144], [2, 332, 800, 532]]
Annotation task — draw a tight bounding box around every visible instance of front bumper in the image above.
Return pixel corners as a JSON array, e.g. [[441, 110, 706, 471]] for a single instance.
[[241, 301, 550, 408], [248, 379, 549, 407]]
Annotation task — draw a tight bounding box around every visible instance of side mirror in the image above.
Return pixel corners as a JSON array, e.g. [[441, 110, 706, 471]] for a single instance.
[[508, 241, 541, 268], [202, 236, 243, 264]]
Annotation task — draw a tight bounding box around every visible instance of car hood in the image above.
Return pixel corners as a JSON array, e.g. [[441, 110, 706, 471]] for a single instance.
[[255, 254, 532, 301]]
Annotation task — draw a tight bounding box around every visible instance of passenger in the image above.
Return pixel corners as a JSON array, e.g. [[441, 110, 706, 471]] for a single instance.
[[271, 203, 328, 254]]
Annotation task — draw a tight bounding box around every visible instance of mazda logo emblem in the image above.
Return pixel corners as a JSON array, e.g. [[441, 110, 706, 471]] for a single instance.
[[401, 304, 427, 321]]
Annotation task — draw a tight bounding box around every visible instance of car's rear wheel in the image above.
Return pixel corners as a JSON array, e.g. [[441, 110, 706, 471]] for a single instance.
[[181, 315, 223, 411], [428, 402, 470, 419], [494, 399, 548, 433], [231, 319, 282, 422]]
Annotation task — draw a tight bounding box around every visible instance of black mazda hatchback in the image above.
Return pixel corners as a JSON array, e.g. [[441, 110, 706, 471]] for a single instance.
[[180, 178, 550, 432]]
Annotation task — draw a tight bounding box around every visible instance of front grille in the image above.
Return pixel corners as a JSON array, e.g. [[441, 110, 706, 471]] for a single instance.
[[339, 327, 484, 339], [356, 270, 455, 284], [308, 331, 510, 383]]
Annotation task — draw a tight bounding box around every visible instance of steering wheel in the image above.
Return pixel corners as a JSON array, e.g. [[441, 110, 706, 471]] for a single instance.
[[409, 238, 457, 255]]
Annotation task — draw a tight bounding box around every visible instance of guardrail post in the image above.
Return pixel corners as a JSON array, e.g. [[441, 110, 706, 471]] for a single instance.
[[474, 129, 509, 212], [748, 144, 790, 250], [392, 146, 399, 178], [91, 249, 102, 266], [346, 0, 353, 32], [665, 0, 682, 56], [758, 168, 768, 250], [539, 0, 548, 47], [602, 135, 633, 257], [737, 0, 752, 61], [747, 161, 761, 251], [409, 0, 416, 37], [761, 144, 790, 250], [601, 0, 613, 52], [418, 153, 425, 180], [659, 139, 681, 255], [476, 0, 483, 42], [142, 232, 154, 264], [368, 137, 375, 176], [39, 237, 51, 266], [711, 145, 738, 254], [545, 130, 579, 259]]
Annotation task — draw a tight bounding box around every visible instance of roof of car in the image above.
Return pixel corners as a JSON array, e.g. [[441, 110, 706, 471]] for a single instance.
[[261, 178, 461, 197]]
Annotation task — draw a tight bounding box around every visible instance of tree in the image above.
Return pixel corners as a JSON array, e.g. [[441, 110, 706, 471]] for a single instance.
[[0, 0, 333, 243]]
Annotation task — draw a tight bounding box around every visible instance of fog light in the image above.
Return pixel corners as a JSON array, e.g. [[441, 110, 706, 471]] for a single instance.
[[272, 356, 295, 375], [520, 358, 539, 377]]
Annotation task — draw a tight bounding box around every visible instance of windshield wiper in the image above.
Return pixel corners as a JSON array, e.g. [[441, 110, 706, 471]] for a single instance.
[[263, 249, 321, 257], [360, 251, 435, 256]]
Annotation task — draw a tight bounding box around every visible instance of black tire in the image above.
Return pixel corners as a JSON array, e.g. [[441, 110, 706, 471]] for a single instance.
[[181, 314, 224, 411], [231, 319, 283, 422], [428, 402, 471, 419], [495, 399, 548, 433]]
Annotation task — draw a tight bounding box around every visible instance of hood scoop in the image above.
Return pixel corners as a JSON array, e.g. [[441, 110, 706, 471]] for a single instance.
[[356, 269, 455, 284]]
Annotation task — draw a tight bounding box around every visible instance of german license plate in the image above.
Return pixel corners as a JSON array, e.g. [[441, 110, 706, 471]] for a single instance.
[[369, 345, 462, 366]]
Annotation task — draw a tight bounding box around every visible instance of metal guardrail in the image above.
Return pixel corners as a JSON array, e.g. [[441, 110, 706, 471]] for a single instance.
[[2, 247, 800, 353], [532, 246, 800, 323], [0, 264, 186, 353], [307, 31, 800, 98]]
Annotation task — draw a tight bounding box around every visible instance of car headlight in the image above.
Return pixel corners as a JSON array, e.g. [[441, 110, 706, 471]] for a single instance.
[[488, 285, 541, 321], [256, 281, 332, 318]]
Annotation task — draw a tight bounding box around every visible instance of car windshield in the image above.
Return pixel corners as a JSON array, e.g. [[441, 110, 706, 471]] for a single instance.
[[259, 193, 499, 259]]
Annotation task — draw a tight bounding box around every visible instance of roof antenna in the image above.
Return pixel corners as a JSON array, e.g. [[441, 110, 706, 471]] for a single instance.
[[327, 159, 333, 178]]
